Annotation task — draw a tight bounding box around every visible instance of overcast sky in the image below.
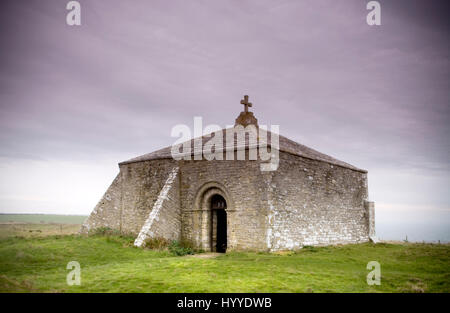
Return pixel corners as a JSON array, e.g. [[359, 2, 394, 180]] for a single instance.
[[0, 0, 448, 241]]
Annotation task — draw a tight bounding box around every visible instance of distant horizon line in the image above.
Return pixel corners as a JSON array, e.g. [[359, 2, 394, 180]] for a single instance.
[[0, 212, 88, 216]]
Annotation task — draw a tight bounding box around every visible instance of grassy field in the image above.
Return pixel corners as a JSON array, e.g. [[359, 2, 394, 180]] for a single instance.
[[0, 224, 82, 238], [0, 214, 448, 293], [0, 233, 449, 293]]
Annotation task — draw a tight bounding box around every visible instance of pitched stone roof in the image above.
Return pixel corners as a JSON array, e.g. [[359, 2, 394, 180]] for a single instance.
[[119, 128, 366, 173]]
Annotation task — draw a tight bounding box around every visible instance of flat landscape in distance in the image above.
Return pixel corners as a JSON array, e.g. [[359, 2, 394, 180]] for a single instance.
[[0, 214, 448, 293], [0, 214, 87, 238], [0, 214, 87, 224]]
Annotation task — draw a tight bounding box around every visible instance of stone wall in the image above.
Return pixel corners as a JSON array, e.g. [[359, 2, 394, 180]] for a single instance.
[[81, 158, 178, 235], [365, 200, 376, 240], [82, 149, 371, 252], [266, 152, 369, 250], [178, 156, 270, 251], [119, 159, 178, 234], [80, 173, 122, 233], [134, 166, 181, 247]]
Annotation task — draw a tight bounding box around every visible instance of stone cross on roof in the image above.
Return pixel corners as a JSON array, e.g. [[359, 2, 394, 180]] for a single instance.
[[240, 95, 252, 113], [235, 95, 258, 127]]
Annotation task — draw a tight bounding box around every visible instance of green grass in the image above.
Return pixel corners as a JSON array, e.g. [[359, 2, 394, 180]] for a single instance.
[[0, 234, 449, 293], [0, 214, 87, 224]]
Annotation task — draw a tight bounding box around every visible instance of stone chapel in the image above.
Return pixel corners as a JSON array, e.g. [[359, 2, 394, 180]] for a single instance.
[[81, 96, 376, 252]]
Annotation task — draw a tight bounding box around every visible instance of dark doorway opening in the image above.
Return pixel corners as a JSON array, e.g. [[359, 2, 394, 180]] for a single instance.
[[211, 195, 227, 253], [216, 209, 227, 253]]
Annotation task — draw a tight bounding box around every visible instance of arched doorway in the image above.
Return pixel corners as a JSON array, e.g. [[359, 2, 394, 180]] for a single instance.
[[193, 182, 233, 252], [210, 194, 227, 253]]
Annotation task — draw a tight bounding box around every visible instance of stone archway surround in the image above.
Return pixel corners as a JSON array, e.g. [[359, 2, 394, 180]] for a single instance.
[[193, 182, 234, 251]]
